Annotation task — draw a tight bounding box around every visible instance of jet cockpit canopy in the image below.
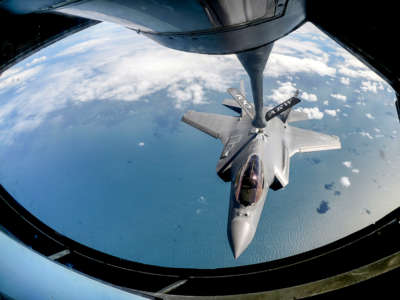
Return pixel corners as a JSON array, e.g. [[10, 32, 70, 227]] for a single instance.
[[234, 154, 264, 207]]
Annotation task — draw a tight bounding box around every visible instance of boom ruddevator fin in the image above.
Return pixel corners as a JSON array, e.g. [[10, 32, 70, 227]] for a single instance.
[[265, 96, 301, 122]]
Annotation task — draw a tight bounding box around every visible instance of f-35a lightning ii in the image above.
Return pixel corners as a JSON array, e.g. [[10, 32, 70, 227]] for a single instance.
[[182, 83, 341, 258]]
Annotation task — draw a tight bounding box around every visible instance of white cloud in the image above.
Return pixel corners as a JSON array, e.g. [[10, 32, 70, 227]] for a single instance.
[[68, 48, 239, 104], [267, 54, 336, 78], [323, 100, 329, 105], [331, 94, 347, 101], [0, 21, 390, 145], [0, 25, 246, 143], [300, 91, 318, 102], [374, 128, 381, 133], [340, 176, 351, 188], [26, 56, 47, 67], [138, 142, 144, 147], [1, 66, 22, 78], [342, 161, 352, 168], [168, 83, 206, 108], [360, 131, 373, 139], [356, 100, 366, 106], [268, 26, 336, 78], [340, 77, 350, 85], [294, 22, 327, 37], [0, 26, 247, 144], [324, 109, 337, 117], [294, 107, 324, 120], [195, 208, 205, 215], [267, 81, 297, 103], [56, 38, 112, 57], [10, 119, 42, 134], [334, 48, 384, 82], [352, 169, 360, 174], [0, 66, 42, 93], [365, 113, 375, 120], [361, 81, 379, 93], [291, 23, 387, 85], [198, 196, 207, 205], [274, 37, 326, 59]]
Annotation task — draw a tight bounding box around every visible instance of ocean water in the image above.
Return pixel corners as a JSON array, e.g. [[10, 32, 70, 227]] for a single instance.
[[0, 22, 399, 268]]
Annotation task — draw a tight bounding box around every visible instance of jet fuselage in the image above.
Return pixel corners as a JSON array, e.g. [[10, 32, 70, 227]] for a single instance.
[[227, 116, 288, 258]]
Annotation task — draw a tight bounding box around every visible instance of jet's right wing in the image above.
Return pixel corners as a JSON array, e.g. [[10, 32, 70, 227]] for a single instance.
[[287, 126, 341, 157], [182, 110, 239, 145]]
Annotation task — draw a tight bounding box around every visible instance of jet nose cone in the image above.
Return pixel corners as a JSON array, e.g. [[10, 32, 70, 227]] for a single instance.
[[229, 219, 253, 259]]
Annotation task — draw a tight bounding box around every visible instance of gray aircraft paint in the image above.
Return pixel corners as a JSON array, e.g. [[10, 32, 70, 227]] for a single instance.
[[182, 85, 341, 258]]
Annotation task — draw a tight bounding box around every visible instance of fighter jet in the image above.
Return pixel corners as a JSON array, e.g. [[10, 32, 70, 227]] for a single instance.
[[182, 82, 341, 258]]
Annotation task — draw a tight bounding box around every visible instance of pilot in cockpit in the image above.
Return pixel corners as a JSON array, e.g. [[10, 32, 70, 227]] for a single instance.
[[235, 155, 264, 207]]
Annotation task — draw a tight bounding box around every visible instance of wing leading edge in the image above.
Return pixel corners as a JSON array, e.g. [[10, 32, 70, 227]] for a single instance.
[[182, 110, 238, 144], [287, 126, 341, 157]]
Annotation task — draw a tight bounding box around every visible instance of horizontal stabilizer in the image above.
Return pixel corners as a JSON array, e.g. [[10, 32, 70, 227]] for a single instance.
[[182, 111, 238, 144], [222, 99, 242, 114], [287, 126, 341, 157], [227, 88, 255, 119]]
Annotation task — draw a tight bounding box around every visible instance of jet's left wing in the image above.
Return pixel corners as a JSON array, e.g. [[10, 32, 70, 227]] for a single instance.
[[182, 110, 238, 144], [287, 126, 341, 157]]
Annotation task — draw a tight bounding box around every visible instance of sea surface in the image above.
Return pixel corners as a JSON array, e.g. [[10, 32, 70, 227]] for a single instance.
[[0, 22, 399, 268]]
